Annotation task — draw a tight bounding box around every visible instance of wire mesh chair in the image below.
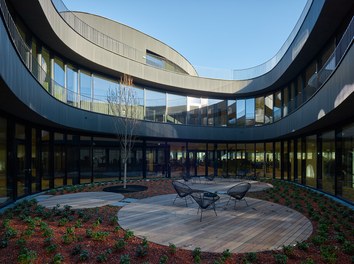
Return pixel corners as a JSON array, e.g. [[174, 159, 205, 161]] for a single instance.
[[172, 180, 194, 206], [226, 182, 251, 209], [190, 191, 220, 221]]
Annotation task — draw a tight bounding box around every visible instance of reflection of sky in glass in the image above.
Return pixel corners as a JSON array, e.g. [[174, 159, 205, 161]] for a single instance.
[[66, 66, 77, 93], [245, 98, 255, 119], [80, 71, 91, 98], [93, 75, 118, 101], [237, 99, 245, 117], [54, 59, 65, 86], [146, 90, 166, 107], [168, 94, 187, 107]]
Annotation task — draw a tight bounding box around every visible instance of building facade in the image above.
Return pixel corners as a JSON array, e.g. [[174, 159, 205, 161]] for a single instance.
[[0, 0, 354, 207]]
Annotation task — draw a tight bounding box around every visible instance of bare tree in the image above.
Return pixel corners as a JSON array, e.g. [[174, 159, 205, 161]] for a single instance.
[[107, 74, 141, 188]]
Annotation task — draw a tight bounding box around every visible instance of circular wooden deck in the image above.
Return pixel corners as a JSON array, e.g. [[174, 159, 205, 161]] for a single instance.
[[118, 193, 313, 253], [37, 192, 124, 209]]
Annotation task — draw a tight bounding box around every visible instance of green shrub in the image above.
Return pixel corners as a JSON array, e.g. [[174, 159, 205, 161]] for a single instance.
[[274, 254, 288, 264], [4, 226, 18, 238], [53, 253, 64, 264], [96, 249, 112, 263], [109, 215, 118, 226], [120, 254, 130, 264], [312, 235, 326, 246], [296, 241, 309, 251], [114, 239, 127, 251], [135, 245, 148, 258], [91, 231, 110, 241], [79, 249, 90, 261], [221, 249, 231, 260], [342, 240, 354, 255], [282, 245, 294, 257], [0, 238, 8, 248], [71, 244, 82, 256], [124, 229, 134, 240], [168, 243, 177, 254], [300, 258, 315, 264], [320, 245, 337, 264], [46, 243, 57, 253], [17, 248, 37, 264], [243, 252, 257, 263], [159, 254, 168, 264]]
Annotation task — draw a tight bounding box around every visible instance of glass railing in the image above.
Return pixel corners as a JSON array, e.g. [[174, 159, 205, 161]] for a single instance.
[[51, 0, 194, 76], [1, 0, 353, 128]]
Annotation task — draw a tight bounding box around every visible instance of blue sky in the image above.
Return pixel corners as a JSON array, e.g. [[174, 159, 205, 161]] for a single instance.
[[62, 0, 307, 71]]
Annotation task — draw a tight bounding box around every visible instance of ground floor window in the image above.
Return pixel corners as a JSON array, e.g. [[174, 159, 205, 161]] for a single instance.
[[0, 115, 353, 207]]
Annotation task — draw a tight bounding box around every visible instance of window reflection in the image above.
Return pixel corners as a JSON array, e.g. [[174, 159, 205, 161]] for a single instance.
[[93, 75, 117, 114], [264, 94, 273, 124], [227, 100, 236, 126], [255, 97, 264, 126], [273, 91, 282, 122], [80, 71, 92, 111], [145, 90, 166, 122], [167, 94, 187, 124], [322, 131, 335, 195], [66, 65, 78, 106], [236, 99, 245, 126], [245, 98, 255, 126]]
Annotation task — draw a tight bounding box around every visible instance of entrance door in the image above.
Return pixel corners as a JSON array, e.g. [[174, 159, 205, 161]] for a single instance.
[[188, 151, 206, 177], [15, 143, 30, 197]]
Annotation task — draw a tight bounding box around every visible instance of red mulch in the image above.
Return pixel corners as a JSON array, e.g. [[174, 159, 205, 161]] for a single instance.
[[0, 178, 353, 264]]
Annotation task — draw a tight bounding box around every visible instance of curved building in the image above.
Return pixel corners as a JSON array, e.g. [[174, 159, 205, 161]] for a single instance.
[[0, 0, 354, 207]]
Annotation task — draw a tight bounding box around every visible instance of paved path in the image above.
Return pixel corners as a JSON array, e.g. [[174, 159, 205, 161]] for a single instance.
[[118, 194, 313, 253], [37, 192, 124, 209]]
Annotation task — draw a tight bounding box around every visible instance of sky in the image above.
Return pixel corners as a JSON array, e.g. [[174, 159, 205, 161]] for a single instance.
[[61, 0, 307, 72]]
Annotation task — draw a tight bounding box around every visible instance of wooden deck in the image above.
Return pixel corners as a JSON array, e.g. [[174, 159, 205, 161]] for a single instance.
[[118, 193, 313, 253], [37, 192, 124, 209]]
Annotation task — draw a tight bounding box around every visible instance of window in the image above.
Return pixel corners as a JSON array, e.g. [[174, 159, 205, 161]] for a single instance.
[[264, 94, 273, 124], [245, 98, 255, 126], [273, 91, 282, 121], [236, 99, 245, 126], [283, 87, 289, 117], [80, 71, 92, 110], [227, 100, 236, 126], [93, 75, 117, 114], [54, 57, 65, 101], [167, 94, 187, 124], [255, 97, 264, 125], [66, 65, 78, 106], [145, 90, 166, 122]]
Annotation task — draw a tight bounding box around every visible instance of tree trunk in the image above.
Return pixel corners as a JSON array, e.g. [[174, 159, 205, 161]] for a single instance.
[[124, 161, 127, 188]]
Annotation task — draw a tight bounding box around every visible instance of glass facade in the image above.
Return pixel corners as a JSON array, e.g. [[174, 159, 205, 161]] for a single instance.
[[342, 124, 354, 201], [1, 0, 354, 209], [7, 15, 352, 135], [0, 118, 7, 205], [306, 135, 317, 187], [0, 114, 354, 206], [322, 131, 335, 195]]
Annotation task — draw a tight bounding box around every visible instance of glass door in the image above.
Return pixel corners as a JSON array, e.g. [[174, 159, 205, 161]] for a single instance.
[[16, 143, 30, 197], [188, 150, 206, 177]]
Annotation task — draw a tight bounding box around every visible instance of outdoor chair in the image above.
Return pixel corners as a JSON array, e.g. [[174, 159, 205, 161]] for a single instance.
[[190, 191, 220, 221], [226, 182, 251, 209], [172, 180, 194, 206]]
